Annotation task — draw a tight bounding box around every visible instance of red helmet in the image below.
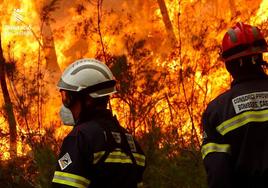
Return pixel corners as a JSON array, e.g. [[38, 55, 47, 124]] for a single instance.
[[222, 22, 268, 62]]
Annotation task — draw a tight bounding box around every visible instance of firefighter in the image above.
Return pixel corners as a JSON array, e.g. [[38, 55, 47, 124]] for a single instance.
[[52, 58, 146, 188], [201, 22, 268, 188]]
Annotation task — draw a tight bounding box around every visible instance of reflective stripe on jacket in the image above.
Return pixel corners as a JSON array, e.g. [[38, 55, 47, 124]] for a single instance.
[[52, 109, 146, 188], [202, 76, 268, 187]]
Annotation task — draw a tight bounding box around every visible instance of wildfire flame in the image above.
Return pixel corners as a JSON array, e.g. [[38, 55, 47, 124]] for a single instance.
[[0, 0, 268, 160]]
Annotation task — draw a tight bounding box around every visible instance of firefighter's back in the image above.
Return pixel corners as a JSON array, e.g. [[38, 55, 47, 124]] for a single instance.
[[77, 110, 145, 188], [213, 77, 268, 186]]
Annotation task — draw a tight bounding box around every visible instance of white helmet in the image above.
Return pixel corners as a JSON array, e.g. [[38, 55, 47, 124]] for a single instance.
[[57, 58, 116, 98]]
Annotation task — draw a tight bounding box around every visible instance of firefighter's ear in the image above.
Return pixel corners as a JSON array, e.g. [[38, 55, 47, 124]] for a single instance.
[[60, 90, 77, 108]]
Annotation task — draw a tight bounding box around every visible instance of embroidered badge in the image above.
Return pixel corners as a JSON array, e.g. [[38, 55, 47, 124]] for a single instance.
[[58, 153, 72, 170], [125, 133, 137, 152], [112, 132, 121, 144]]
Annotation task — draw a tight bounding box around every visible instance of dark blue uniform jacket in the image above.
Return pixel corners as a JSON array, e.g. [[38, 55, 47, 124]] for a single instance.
[[52, 109, 145, 188]]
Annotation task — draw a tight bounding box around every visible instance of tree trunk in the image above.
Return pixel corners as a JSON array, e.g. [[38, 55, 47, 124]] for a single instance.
[[36, 0, 61, 82], [42, 21, 61, 77], [0, 35, 17, 158], [157, 0, 177, 46]]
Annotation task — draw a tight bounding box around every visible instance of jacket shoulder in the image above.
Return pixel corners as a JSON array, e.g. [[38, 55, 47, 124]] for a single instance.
[[205, 89, 232, 114], [66, 120, 104, 141]]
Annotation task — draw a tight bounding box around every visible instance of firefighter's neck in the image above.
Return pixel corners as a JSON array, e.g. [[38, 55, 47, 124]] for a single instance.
[[233, 67, 266, 80], [231, 66, 267, 86]]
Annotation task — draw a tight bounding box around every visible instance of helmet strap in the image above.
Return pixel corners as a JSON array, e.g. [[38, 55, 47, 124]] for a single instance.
[[252, 56, 257, 65], [238, 55, 260, 67], [239, 59, 243, 67]]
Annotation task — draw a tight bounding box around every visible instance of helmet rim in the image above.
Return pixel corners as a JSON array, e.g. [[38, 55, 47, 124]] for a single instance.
[[57, 58, 117, 98]]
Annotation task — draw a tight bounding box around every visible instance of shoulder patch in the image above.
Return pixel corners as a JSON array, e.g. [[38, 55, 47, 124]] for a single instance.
[[125, 133, 137, 152], [112, 132, 121, 144], [58, 153, 72, 170]]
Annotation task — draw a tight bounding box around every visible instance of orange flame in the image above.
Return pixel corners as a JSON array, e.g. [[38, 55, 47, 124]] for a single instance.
[[0, 0, 268, 160]]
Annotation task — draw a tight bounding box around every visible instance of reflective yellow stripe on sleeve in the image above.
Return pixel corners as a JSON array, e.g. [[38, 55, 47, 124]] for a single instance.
[[137, 182, 143, 187], [133, 153, 146, 167], [52, 171, 90, 188], [216, 109, 268, 135], [201, 143, 231, 159]]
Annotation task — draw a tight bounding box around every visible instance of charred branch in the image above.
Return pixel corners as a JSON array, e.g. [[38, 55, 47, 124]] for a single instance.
[[97, 0, 108, 63], [157, 0, 177, 46]]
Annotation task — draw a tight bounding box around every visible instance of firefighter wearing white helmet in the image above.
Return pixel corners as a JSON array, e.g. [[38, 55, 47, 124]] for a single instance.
[[52, 58, 146, 188]]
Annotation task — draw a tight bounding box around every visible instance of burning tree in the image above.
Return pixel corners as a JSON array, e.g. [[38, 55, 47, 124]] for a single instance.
[[0, 35, 17, 158]]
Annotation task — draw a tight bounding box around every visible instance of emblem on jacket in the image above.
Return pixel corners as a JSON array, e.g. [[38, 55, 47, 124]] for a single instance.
[[126, 133, 137, 152], [112, 132, 121, 144], [58, 153, 72, 170]]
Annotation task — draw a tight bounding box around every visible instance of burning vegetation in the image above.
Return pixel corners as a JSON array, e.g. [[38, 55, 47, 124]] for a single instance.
[[0, 0, 268, 187]]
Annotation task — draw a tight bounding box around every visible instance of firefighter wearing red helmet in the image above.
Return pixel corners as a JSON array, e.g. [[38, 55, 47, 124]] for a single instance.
[[201, 22, 268, 188]]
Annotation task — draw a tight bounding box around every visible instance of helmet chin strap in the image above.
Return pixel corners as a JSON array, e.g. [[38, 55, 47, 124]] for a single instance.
[[252, 56, 257, 65], [238, 54, 264, 67], [239, 59, 243, 67]]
